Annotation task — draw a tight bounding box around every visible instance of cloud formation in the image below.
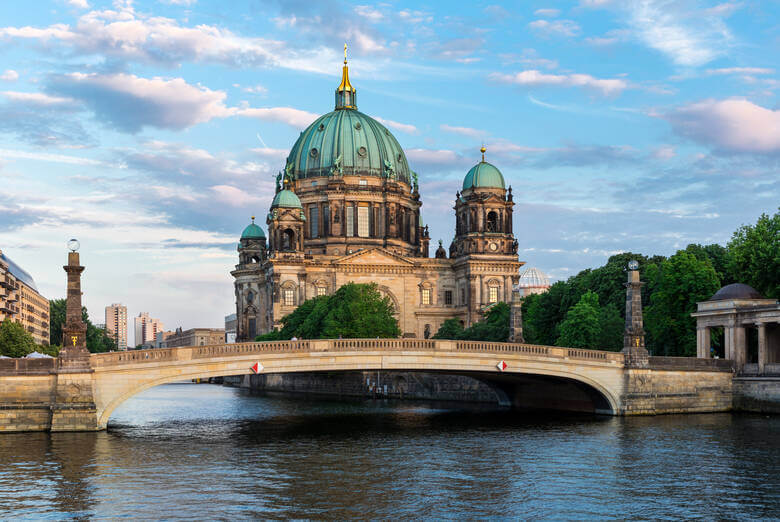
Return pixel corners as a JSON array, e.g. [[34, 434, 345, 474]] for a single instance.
[[528, 19, 581, 37], [490, 70, 629, 96], [0, 70, 18, 81], [663, 98, 780, 153], [48, 72, 232, 132]]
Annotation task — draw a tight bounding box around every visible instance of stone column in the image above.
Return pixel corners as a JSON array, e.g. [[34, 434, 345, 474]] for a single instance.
[[622, 263, 649, 367], [61, 251, 90, 368], [467, 275, 478, 326], [734, 326, 747, 370], [696, 326, 711, 358], [508, 288, 524, 343], [724, 326, 734, 360], [504, 275, 512, 302], [758, 322, 767, 375]]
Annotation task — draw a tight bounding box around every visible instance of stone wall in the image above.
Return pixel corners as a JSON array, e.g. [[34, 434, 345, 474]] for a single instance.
[[623, 358, 734, 414], [733, 377, 780, 413]]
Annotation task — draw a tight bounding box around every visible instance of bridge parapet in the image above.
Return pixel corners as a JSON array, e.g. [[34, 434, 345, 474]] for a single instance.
[[0, 357, 56, 375], [88, 339, 627, 369]]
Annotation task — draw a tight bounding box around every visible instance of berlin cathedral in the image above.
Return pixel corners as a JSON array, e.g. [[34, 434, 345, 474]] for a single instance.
[[232, 53, 524, 341]]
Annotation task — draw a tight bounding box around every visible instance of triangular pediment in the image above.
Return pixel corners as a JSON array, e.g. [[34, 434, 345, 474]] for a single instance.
[[334, 247, 415, 266]]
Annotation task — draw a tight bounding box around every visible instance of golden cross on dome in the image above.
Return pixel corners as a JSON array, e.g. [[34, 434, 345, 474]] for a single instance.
[[344, 42, 348, 64]]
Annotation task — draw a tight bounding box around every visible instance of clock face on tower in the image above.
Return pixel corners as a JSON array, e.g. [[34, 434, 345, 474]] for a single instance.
[[489, 242, 498, 251], [628, 260, 639, 270]]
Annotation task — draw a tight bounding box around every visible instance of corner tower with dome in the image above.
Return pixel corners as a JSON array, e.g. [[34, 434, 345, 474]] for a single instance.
[[231, 52, 523, 340]]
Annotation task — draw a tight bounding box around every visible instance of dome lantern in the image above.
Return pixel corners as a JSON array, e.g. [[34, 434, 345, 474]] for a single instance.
[[335, 43, 356, 110]]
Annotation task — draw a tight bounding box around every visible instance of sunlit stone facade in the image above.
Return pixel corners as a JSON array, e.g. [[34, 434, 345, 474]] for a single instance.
[[232, 57, 523, 340]]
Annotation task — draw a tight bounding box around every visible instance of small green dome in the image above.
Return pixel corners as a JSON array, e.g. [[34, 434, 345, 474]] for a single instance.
[[462, 161, 505, 190], [241, 218, 265, 239], [271, 189, 302, 209]]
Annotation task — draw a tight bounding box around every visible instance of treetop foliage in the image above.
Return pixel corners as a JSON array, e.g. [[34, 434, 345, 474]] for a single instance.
[[256, 282, 400, 340]]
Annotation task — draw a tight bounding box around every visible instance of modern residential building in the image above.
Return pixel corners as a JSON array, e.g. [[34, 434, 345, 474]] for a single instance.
[[0, 249, 50, 345], [165, 327, 225, 348], [133, 312, 163, 347], [224, 313, 237, 343], [105, 303, 128, 350]]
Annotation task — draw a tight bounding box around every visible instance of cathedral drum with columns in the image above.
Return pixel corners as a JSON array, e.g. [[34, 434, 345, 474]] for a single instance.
[[231, 53, 523, 340]]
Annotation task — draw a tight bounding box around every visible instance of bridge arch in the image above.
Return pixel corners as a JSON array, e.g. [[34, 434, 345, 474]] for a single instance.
[[91, 340, 626, 428]]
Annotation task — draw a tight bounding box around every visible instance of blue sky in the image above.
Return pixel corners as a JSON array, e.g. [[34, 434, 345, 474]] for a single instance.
[[0, 0, 777, 333]]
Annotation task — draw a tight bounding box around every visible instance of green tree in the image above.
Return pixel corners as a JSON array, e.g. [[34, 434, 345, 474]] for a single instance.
[[256, 283, 400, 340], [432, 318, 464, 340], [458, 302, 510, 342], [0, 319, 37, 357], [556, 291, 602, 349], [684, 243, 734, 286], [727, 209, 779, 298], [597, 304, 624, 352], [645, 251, 721, 356], [432, 302, 510, 342], [48, 299, 116, 353]]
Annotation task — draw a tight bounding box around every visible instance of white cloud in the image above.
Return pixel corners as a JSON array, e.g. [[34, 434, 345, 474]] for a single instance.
[[1, 70, 19, 81], [405, 148, 466, 171], [580, 0, 613, 6], [534, 8, 560, 17], [440, 124, 486, 139], [0, 148, 105, 166], [528, 19, 580, 37], [1, 91, 77, 107], [374, 116, 418, 134], [0, 6, 341, 74], [67, 0, 90, 8], [210, 185, 265, 207], [623, 0, 733, 67], [705, 67, 774, 76], [354, 5, 383, 22], [653, 146, 677, 159], [50, 72, 233, 132], [664, 98, 780, 153], [160, 0, 196, 5], [490, 70, 629, 97], [241, 84, 268, 95], [237, 107, 318, 129], [500, 49, 558, 69], [585, 29, 631, 46]]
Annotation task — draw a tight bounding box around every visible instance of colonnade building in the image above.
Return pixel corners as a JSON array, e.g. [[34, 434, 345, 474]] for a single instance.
[[232, 55, 523, 340]]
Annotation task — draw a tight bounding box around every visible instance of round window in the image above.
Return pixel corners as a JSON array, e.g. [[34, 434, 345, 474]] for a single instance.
[[310, 148, 318, 158], [354, 122, 362, 130], [397, 153, 403, 162], [318, 123, 325, 131], [358, 146, 367, 157]]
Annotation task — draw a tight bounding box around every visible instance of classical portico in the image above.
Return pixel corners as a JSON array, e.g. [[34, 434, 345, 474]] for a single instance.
[[692, 283, 780, 375]]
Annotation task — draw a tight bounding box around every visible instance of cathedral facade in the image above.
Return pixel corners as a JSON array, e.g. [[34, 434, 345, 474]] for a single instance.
[[231, 55, 523, 341]]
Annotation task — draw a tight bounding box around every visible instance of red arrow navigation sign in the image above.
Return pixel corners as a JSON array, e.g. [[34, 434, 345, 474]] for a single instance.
[[250, 362, 264, 374], [497, 360, 507, 372]]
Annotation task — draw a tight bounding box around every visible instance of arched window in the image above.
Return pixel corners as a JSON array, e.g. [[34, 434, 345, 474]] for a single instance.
[[420, 282, 433, 306], [488, 280, 501, 304], [282, 229, 295, 251], [487, 211, 499, 232]]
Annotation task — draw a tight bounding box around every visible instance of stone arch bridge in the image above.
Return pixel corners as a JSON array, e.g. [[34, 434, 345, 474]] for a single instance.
[[0, 339, 733, 432]]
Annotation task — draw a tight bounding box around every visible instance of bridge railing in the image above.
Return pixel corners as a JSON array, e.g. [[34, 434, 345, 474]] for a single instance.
[[90, 338, 626, 368]]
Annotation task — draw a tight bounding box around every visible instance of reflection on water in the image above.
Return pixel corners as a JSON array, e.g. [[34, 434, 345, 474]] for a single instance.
[[0, 384, 778, 519]]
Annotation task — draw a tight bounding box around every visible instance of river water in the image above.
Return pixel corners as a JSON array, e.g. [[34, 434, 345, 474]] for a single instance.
[[0, 383, 778, 519]]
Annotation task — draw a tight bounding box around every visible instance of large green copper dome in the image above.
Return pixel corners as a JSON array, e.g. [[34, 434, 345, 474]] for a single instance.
[[463, 161, 505, 190], [286, 110, 411, 184], [271, 189, 302, 209], [284, 55, 411, 185]]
